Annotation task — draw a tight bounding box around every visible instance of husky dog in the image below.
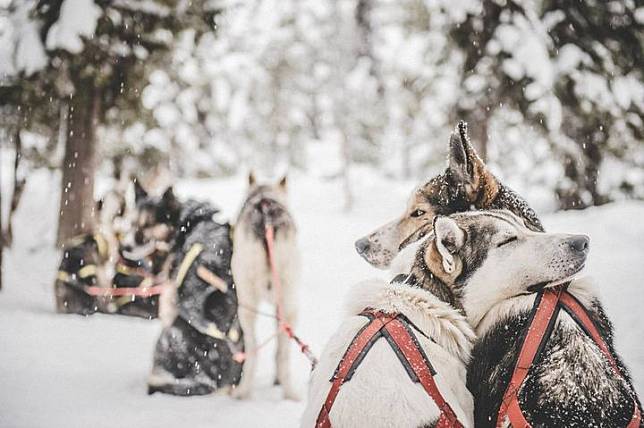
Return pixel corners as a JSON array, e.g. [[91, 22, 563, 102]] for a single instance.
[[306, 211, 567, 427], [110, 182, 180, 318], [231, 174, 300, 400], [145, 196, 244, 396], [54, 188, 128, 315], [441, 210, 641, 427], [355, 121, 543, 269]]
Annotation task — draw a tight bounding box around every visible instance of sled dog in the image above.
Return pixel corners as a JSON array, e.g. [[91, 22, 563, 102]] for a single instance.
[[355, 121, 543, 269], [304, 210, 563, 427], [54, 187, 128, 315], [231, 174, 300, 400], [108, 181, 180, 318], [457, 211, 643, 427], [147, 197, 243, 396]]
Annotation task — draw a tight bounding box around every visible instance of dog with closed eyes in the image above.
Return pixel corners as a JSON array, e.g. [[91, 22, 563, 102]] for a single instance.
[[354, 122, 642, 426]]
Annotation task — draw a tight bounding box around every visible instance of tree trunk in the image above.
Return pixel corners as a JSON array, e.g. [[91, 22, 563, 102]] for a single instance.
[[356, 0, 383, 95], [556, 123, 607, 210], [0, 147, 3, 291], [341, 135, 353, 212], [56, 80, 99, 247], [468, 110, 489, 162], [0, 126, 25, 290], [5, 127, 26, 247]]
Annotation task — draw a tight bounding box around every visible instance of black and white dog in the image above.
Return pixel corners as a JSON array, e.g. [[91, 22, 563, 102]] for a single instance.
[[109, 182, 179, 318], [461, 210, 643, 427], [144, 193, 244, 396]]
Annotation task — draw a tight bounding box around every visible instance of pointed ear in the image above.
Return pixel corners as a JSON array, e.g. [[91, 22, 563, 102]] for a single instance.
[[447, 121, 494, 202], [161, 186, 181, 220], [133, 179, 147, 203], [162, 186, 176, 203], [278, 175, 287, 189], [248, 172, 256, 187], [433, 216, 465, 274], [448, 128, 469, 183]]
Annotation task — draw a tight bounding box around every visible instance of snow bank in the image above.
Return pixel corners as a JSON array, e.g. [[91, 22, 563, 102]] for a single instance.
[[1, 171, 642, 427], [46, 0, 101, 54]]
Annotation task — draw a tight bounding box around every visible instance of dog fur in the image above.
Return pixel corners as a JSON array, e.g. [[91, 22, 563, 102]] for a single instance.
[[108, 182, 182, 318], [438, 209, 643, 427], [301, 277, 475, 428], [355, 121, 543, 270], [231, 174, 301, 400], [354, 121, 642, 426], [304, 210, 567, 427], [54, 188, 128, 315], [147, 199, 244, 396]]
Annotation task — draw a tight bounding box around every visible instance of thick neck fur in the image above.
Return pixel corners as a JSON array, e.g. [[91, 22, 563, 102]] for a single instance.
[[346, 279, 475, 363], [475, 277, 598, 337]]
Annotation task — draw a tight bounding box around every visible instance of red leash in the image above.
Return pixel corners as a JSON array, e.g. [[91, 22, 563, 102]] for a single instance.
[[234, 224, 318, 368], [83, 283, 167, 297]]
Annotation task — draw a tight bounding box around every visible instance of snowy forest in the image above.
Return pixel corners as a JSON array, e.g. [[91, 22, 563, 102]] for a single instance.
[[2, 1, 644, 235], [1, 0, 644, 427]]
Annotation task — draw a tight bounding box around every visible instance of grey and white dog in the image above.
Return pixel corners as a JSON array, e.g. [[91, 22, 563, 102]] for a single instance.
[[232, 174, 301, 400], [459, 210, 642, 427]]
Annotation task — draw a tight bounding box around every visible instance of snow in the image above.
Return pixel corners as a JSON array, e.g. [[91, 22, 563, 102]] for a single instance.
[[1, 168, 643, 427], [11, 2, 48, 76], [46, 0, 101, 54]]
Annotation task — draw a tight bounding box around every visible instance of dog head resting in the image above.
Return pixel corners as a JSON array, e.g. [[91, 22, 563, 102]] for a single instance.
[[408, 210, 589, 326]]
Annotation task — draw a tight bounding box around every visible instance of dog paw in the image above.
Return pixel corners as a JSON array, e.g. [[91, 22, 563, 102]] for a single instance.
[[231, 386, 251, 400]]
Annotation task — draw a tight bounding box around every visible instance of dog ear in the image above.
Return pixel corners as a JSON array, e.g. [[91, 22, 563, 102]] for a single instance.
[[161, 186, 181, 220], [133, 178, 147, 203], [278, 175, 287, 190], [248, 172, 256, 187], [433, 216, 465, 274], [162, 186, 175, 202], [447, 121, 491, 201]]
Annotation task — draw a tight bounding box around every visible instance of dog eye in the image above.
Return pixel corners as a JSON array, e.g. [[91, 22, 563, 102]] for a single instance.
[[410, 209, 426, 218], [497, 236, 518, 247]]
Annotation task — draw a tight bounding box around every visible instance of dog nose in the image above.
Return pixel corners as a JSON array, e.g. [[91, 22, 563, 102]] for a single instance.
[[355, 238, 371, 255], [568, 235, 590, 253]]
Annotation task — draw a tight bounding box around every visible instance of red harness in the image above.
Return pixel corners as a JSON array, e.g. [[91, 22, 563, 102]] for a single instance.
[[316, 309, 465, 428], [497, 287, 642, 428]]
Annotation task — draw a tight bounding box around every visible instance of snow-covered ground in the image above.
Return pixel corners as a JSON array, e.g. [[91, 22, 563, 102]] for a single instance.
[[1, 169, 643, 428]]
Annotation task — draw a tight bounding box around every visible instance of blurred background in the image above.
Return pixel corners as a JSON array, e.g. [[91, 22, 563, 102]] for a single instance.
[[1, 0, 643, 249], [1, 1, 644, 426]]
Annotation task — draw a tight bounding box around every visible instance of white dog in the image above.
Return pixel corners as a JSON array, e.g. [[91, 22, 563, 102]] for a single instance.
[[231, 174, 300, 400], [301, 214, 481, 428]]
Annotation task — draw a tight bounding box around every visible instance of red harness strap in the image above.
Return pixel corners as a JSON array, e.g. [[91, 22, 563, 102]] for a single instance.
[[497, 288, 641, 428], [316, 310, 464, 428]]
